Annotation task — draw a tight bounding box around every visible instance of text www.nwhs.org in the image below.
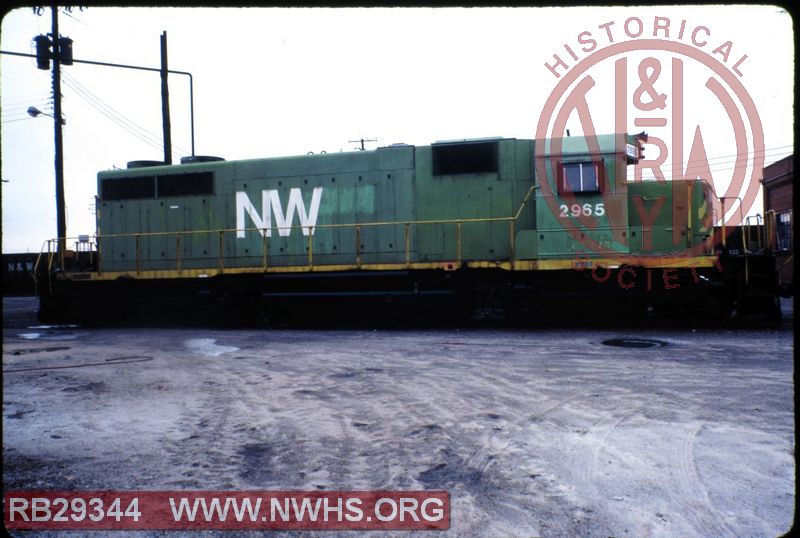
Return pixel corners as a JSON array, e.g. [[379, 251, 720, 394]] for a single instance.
[[4, 491, 450, 530], [171, 495, 446, 524]]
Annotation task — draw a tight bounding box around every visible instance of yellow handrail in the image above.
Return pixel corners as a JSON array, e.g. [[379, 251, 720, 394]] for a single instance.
[[40, 181, 720, 276], [765, 210, 776, 251], [404, 223, 411, 268], [308, 232, 313, 269], [177, 233, 183, 273], [456, 221, 462, 264], [135, 235, 141, 274], [40, 214, 514, 278], [45, 183, 537, 244], [262, 230, 269, 269]]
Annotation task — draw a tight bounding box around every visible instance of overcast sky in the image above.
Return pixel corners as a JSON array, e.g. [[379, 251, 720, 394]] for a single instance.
[[1, 6, 793, 252]]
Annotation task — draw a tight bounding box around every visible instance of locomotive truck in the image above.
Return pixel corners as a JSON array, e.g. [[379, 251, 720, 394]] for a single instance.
[[34, 132, 772, 324]]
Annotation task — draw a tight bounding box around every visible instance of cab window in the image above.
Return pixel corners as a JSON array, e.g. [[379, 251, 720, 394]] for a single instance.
[[562, 161, 600, 193]]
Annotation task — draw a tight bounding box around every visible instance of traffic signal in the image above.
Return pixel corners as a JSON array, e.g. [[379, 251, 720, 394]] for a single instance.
[[34, 34, 51, 70]]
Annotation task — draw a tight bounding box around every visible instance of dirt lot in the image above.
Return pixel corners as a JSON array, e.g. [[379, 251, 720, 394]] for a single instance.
[[2, 296, 795, 537]]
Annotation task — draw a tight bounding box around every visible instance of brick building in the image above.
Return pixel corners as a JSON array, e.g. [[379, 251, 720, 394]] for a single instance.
[[762, 155, 793, 295]]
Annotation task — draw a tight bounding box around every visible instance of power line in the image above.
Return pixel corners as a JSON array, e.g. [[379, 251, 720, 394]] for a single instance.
[[632, 151, 794, 181], [61, 70, 189, 157], [67, 117, 108, 166], [2, 96, 52, 108], [58, 7, 87, 25], [2, 117, 38, 124], [1, 100, 52, 115], [63, 70, 190, 156], [62, 75, 166, 151], [2, 47, 197, 158], [640, 144, 794, 175], [637, 156, 791, 175], [1, 101, 52, 122]]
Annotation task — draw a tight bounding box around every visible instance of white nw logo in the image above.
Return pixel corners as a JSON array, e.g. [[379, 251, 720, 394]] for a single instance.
[[236, 187, 323, 238]]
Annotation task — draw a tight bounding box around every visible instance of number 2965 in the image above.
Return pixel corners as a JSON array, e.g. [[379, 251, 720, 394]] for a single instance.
[[559, 203, 605, 218]]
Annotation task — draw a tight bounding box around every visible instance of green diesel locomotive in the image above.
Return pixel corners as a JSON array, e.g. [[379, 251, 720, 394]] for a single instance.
[[36, 131, 743, 324]]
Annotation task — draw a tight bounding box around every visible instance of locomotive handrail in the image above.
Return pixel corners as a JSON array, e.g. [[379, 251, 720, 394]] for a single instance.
[[32, 239, 50, 296], [32, 240, 48, 276], [54, 185, 539, 242], [39, 182, 720, 276], [135, 235, 141, 274], [47, 240, 57, 293], [764, 210, 777, 251], [404, 223, 411, 267], [43, 213, 523, 275], [67, 214, 518, 240], [718, 195, 749, 284], [513, 185, 538, 220], [744, 214, 764, 252], [44, 214, 517, 276]]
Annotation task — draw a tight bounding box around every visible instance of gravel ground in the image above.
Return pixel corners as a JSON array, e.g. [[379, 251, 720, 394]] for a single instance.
[[2, 296, 795, 537]]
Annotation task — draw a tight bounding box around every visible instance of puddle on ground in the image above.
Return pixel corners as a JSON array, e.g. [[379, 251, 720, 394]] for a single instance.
[[601, 338, 667, 349], [8, 346, 71, 355], [18, 332, 85, 341], [184, 338, 239, 357]]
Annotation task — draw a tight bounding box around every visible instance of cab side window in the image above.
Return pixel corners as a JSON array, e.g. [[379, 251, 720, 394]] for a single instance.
[[561, 161, 600, 194]]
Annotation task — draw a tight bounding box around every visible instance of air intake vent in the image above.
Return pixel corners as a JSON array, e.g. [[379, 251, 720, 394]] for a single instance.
[[432, 140, 499, 176], [180, 155, 225, 164], [157, 172, 214, 197], [102, 176, 156, 200]]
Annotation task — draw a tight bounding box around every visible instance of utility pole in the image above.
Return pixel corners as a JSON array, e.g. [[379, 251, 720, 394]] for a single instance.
[[51, 4, 66, 255], [348, 137, 377, 151], [160, 31, 172, 165], [32, 5, 72, 254], [25, 13, 183, 253]]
